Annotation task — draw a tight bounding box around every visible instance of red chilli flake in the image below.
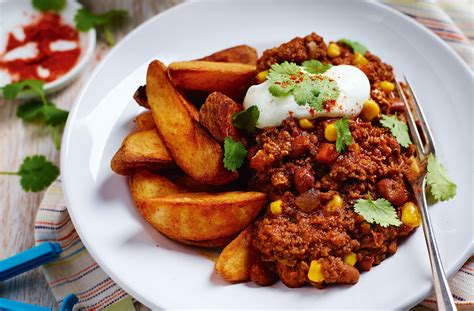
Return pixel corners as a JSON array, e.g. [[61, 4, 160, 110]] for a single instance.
[[0, 13, 81, 83]]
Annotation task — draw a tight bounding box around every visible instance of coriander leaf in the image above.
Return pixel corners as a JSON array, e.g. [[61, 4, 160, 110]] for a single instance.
[[32, 0, 65, 12], [267, 61, 339, 111], [42, 104, 69, 126], [267, 62, 300, 97], [334, 117, 352, 152], [17, 100, 44, 122], [302, 60, 332, 74], [1, 80, 45, 101], [223, 137, 247, 171], [354, 197, 402, 227], [74, 8, 128, 46], [232, 106, 260, 133], [426, 154, 457, 201], [380, 114, 412, 148], [338, 39, 368, 55], [18, 155, 59, 192]]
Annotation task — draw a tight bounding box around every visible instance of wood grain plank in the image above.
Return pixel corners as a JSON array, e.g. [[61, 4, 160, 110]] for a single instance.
[[0, 0, 181, 308]]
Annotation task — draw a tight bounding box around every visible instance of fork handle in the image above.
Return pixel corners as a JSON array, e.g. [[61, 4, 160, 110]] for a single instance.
[[416, 177, 456, 311]]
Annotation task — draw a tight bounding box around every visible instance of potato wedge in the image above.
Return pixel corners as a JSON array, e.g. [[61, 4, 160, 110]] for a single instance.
[[111, 130, 174, 175], [198, 45, 258, 66], [133, 85, 148, 108], [134, 111, 155, 130], [136, 191, 266, 241], [175, 236, 234, 248], [130, 170, 186, 202], [146, 60, 237, 185], [215, 228, 254, 282], [167, 61, 255, 101]]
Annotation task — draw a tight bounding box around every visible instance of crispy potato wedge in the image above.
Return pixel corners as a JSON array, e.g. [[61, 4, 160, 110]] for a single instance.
[[134, 111, 155, 130], [133, 85, 148, 108], [146, 60, 237, 185], [167, 61, 255, 101], [111, 130, 174, 175], [136, 191, 266, 241], [215, 228, 254, 282], [198, 45, 258, 66], [130, 170, 186, 202], [175, 236, 234, 248]]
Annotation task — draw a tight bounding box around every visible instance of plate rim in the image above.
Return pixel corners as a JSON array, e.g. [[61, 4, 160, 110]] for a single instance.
[[60, 0, 474, 309]]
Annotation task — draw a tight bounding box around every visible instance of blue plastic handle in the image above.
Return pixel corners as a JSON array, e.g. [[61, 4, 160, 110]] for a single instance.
[[0, 298, 51, 311], [0, 242, 62, 282]]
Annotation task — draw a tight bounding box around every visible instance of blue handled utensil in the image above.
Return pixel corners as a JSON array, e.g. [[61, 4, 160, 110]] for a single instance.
[[0, 243, 78, 310]]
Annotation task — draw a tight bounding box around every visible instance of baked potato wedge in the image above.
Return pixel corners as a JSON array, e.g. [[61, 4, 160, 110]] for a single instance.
[[146, 60, 237, 185], [111, 129, 175, 175], [167, 61, 255, 101], [134, 111, 155, 130], [130, 170, 186, 202], [197, 45, 257, 66], [175, 236, 234, 248], [136, 191, 266, 241], [215, 228, 254, 282]]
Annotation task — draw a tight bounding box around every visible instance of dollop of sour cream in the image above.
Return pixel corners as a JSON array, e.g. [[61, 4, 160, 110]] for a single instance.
[[243, 65, 370, 128]]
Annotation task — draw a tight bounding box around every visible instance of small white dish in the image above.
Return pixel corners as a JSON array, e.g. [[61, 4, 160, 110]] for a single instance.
[[0, 0, 96, 96], [61, 0, 474, 309]]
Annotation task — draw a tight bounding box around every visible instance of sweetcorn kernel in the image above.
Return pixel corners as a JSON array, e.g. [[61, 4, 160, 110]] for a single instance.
[[401, 202, 422, 227], [353, 51, 368, 66], [408, 157, 421, 175], [324, 123, 337, 142], [380, 80, 395, 93], [308, 260, 324, 282], [360, 99, 380, 121], [299, 118, 314, 129], [343, 252, 357, 266], [270, 200, 283, 215], [327, 43, 341, 58], [256, 70, 269, 84], [327, 194, 343, 212]]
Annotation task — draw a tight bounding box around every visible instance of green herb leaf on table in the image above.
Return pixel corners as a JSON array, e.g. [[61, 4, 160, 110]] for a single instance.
[[74, 8, 128, 46], [302, 60, 332, 74], [1, 80, 45, 101], [223, 137, 247, 171], [380, 114, 412, 148], [32, 0, 65, 12], [232, 106, 260, 134], [354, 196, 402, 227], [0, 155, 59, 192], [338, 39, 368, 55], [267, 62, 340, 112], [334, 117, 352, 152], [426, 154, 457, 201]]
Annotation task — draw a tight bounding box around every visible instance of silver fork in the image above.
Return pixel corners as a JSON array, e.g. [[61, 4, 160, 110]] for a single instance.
[[396, 76, 456, 311]]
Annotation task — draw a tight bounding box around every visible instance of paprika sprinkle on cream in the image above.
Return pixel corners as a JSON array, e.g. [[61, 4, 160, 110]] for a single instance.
[[0, 13, 81, 83]]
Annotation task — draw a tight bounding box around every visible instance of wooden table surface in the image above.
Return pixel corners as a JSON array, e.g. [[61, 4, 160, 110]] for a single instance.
[[0, 0, 181, 307]]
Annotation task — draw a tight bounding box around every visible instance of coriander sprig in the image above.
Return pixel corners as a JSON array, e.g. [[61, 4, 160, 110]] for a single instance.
[[223, 137, 247, 171], [1, 80, 69, 149], [0, 155, 59, 192], [74, 8, 128, 46]]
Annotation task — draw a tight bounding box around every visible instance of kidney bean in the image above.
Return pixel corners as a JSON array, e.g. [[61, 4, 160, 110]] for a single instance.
[[250, 263, 278, 286], [290, 135, 310, 158], [294, 167, 315, 194], [376, 178, 409, 206]]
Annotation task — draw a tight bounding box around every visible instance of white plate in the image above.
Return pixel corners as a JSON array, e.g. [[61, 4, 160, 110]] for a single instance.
[[0, 0, 95, 95], [61, 1, 474, 309]]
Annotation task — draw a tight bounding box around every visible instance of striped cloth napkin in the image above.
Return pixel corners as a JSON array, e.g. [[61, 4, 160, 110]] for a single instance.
[[34, 1, 473, 310]]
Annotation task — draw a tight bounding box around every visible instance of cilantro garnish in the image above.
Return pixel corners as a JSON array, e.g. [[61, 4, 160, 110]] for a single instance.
[[223, 137, 247, 171], [380, 114, 412, 148], [267, 62, 339, 112], [232, 106, 260, 133], [338, 39, 368, 55], [302, 60, 332, 74], [75, 8, 128, 46], [32, 0, 65, 12], [426, 154, 457, 201], [0, 155, 59, 192], [2, 80, 69, 149], [334, 117, 352, 152], [354, 195, 402, 227]]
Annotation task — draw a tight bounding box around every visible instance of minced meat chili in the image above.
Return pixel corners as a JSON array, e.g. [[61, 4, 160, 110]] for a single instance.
[[243, 33, 422, 288]]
